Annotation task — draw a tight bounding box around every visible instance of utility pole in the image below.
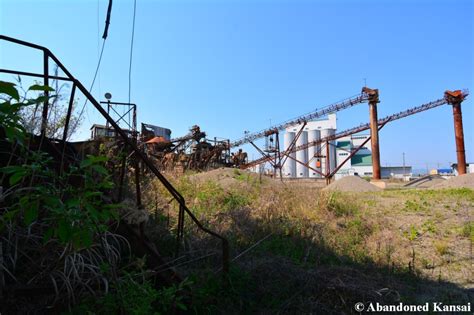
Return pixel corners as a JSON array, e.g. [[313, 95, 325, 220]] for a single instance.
[[403, 152, 406, 178]]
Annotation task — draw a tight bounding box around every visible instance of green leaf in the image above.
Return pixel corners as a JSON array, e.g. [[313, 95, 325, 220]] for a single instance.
[[0, 81, 19, 100], [43, 227, 55, 243], [1, 165, 24, 174], [28, 84, 55, 92], [80, 158, 94, 168], [24, 203, 39, 225], [57, 220, 71, 243], [9, 170, 27, 185], [3, 209, 19, 221], [92, 164, 108, 175], [76, 229, 93, 248]]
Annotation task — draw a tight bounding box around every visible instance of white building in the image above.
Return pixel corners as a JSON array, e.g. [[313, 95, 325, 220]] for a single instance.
[[282, 117, 412, 180], [334, 134, 374, 180], [283, 114, 337, 178]]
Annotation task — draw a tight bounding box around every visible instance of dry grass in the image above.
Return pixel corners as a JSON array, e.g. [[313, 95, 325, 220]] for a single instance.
[[141, 173, 474, 313]]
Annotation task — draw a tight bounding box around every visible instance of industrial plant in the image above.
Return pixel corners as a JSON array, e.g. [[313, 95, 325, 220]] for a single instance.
[[0, 1, 472, 313]]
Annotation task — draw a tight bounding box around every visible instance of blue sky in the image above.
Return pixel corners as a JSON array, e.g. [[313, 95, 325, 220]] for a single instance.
[[1, 0, 472, 169]]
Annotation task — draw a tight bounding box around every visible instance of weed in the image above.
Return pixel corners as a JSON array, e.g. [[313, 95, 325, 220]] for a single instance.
[[404, 225, 420, 241], [460, 221, 474, 242], [434, 240, 449, 256], [422, 219, 437, 234]]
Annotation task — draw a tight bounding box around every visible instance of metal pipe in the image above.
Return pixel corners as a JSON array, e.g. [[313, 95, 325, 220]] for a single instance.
[[41, 52, 49, 137], [0, 69, 73, 82], [452, 102, 467, 175]]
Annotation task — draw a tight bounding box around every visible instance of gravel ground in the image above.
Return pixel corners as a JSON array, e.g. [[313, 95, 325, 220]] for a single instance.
[[322, 175, 382, 192], [433, 173, 474, 189]]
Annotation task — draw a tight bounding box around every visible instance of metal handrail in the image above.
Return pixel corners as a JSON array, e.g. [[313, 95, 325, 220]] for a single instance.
[[0, 35, 229, 273]]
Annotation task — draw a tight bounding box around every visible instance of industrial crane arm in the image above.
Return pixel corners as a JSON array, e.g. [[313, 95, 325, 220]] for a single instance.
[[242, 90, 469, 169], [229, 90, 375, 148]]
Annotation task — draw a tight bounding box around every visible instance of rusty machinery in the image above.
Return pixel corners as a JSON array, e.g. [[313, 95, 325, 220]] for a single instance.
[[142, 124, 234, 173], [242, 89, 470, 182]]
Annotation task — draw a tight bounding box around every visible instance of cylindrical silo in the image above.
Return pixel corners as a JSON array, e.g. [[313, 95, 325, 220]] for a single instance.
[[320, 129, 336, 175], [283, 132, 296, 178], [307, 130, 321, 178], [296, 131, 308, 178]]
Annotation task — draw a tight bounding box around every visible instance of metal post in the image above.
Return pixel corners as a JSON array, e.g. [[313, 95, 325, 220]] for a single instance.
[[444, 90, 468, 175], [452, 102, 467, 175], [367, 88, 381, 180], [41, 52, 49, 137], [325, 140, 330, 185]]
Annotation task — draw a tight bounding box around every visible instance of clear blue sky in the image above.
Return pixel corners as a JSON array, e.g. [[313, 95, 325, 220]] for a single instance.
[[1, 0, 472, 169]]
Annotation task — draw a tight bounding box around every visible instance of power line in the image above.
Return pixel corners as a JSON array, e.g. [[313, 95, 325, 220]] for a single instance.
[[71, 0, 112, 135]]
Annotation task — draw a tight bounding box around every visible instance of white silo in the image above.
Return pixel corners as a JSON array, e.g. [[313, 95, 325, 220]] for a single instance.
[[307, 130, 321, 178], [283, 132, 296, 177], [296, 131, 308, 178], [320, 129, 337, 174]]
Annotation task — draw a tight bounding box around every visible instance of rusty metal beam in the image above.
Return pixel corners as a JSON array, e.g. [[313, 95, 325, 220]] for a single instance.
[[41, 52, 49, 137], [327, 121, 388, 179], [445, 90, 468, 175], [281, 122, 307, 167], [368, 89, 381, 180], [242, 94, 464, 170]]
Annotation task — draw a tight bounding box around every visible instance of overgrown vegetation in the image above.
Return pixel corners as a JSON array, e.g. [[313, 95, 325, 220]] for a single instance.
[[142, 171, 473, 313], [0, 81, 184, 314]]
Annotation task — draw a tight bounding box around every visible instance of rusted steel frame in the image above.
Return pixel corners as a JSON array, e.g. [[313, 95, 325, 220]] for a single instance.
[[118, 153, 127, 202], [283, 152, 326, 177], [59, 83, 76, 173], [100, 101, 137, 106], [175, 204, 185, 256], [249, 140, 277, 169], [243, 96, 453, 169], [0, 69, 73, 82], [369, 102, 381, 180], [132, 104, 137, 138], [0, 35, 230, 274], [230, 93, 370, 148], [274, 133, 283, 179], [325, 141, 330, 184], [280, 122, 307, 167], [40, 52, 49, 137], [108, 104, 134, 129], [327, 121, 389, 179], [452, 103, 466, 175]]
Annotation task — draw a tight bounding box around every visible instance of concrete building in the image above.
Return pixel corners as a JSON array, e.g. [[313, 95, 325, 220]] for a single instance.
[[282, 118, 413, 180], [334, 134, 374, 180], [283, 114, 336, 178]]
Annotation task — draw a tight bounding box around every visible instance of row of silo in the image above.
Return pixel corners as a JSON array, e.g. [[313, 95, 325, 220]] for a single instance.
[[283, 129, 336, 178]]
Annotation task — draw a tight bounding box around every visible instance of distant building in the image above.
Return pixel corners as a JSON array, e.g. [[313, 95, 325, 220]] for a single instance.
[[283, 114, 337, 178], [90, 124, 132, 140], [430, 168, 454, 176], [451, 163, 474, 176], [282, 118, 413, 180]]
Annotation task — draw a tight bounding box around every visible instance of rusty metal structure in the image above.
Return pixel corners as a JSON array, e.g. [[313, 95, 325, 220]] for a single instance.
[[230, 90, 377, 178], [143, 124, 233, 173], [0, 35, 230, 274], [242, 89, 469, 182], [365, 87, 381, 180], [445, 90, 468, 175]]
